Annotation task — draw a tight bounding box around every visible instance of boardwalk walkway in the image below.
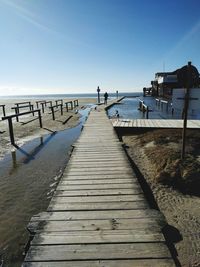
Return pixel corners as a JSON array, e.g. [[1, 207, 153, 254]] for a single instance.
[[23, 110, 175, 266], [111, 118, 200, 129]]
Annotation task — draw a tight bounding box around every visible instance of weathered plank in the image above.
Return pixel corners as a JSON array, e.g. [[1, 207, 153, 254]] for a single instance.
[[56, 183, 139, 190], [67, 162, 131, 167], [31, 209, 165, 221], [31, 229, 165, 245], [112, 118, 200, 129], [47, 201, 148, 211], [60, 178, 135, 184], [68, 159, 129, 164], [50, 195, 144, 203], [30, 218, 165, 232], [55, 188, 141, 196], [22, 259, 176, 267], [65, 170, 134, 175], [62, 174, 137, 180], [66, 166, 132, 172], [24, 243, 172, 261]]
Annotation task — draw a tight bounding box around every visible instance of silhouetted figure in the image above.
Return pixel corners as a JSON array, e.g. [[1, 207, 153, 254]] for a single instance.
[[116, 90, 119, 99], [104, 92, 108, 105]]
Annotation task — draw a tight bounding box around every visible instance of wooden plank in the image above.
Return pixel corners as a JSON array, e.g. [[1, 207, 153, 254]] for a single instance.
[[65, 172, 133, 175], [67, 163, 130, 167], [72, 151, 125, 155], [50, 195, 145, 202], [70, 156, 128, 161], [60, 178, 135, 184], [62, 174, 137, 180], [24, 243, 172, 261], [71, 155, 127, 159], [66, 166, 131, 172], [55, 188, 141, 196], [31, 209, 165, 221], [74, 148, 124, 151], [74, 149, 122, 152], [68, 161, 130, 166], [22, 259, 176, 267], [69, 158, 128, 163], [31, 218, 164, 232], [112, 118, 200, 129], [31, 229, 164, 245], [75, 142, 120, 147], [47, 201, 148, 211], [56, 183, 139, 190]]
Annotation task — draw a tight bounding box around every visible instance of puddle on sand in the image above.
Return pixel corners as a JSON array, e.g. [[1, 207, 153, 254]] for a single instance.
[[0, 107, 91, 267]]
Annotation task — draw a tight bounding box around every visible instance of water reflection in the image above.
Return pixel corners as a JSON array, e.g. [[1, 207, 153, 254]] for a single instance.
[[0, 106, 92, 266], [9, 133, 57, 175], [108, 97, 199, 120]]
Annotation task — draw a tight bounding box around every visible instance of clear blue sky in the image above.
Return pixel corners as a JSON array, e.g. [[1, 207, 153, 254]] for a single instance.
[[0, 0, 200, 95]]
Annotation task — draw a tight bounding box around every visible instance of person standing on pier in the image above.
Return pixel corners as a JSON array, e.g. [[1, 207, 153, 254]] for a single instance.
[[104, 92, 108, 105]]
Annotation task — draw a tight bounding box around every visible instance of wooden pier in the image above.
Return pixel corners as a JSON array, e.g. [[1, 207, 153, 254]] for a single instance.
[[111, 118, 200, 129], [23, 110, 175, 266]]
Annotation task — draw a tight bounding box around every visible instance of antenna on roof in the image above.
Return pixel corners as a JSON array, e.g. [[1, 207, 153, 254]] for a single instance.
[[163, 61, 165, 72]]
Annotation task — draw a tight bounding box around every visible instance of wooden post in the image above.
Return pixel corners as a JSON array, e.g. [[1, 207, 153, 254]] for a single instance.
[[146, 106, 149, 119], [38, 110, 43, 128], [29, 102, 32, 112], [61, 104, 63, 115], [181, 62, 191, 160], [65, 103, 69, 112], [74, 100, 78, 108], [166, 102, 168, 113], [161, 102, 163, 111], [70, 101, 73, 110], [2, 105, 6, 117], [31, 104, 35, 116], [15, 107, 19, 122], [41, 103, 45, 113], [139, 100, 142, 110], [8, 117, 15, 145], [181, 88, 189, 159], [74, 99, 79, 107], [51, 107, 55, 120], [97, 86, 100, 104]]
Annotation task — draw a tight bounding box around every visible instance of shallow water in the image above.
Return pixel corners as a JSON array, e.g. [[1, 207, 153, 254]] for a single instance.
[[0, 107, 90, 267], [107, 97, 199, 120]]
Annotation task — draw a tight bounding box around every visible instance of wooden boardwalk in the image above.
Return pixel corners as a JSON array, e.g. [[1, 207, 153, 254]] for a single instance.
[[111, 118, 200, 129], [23, 110, 176, 266]]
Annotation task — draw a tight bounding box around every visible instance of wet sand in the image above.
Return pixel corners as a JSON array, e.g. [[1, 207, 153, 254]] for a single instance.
[[0, 97, 96, 266], [123, 134, 200, 267]]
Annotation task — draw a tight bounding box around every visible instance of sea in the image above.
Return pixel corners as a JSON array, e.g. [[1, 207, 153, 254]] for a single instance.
[[0, 92, 142, 99]]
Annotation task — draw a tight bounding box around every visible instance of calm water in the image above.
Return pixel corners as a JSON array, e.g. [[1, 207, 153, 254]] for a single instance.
[[0, 92, 141, 99], [108, 96, 199, 119], [0, 107, 90, 267]]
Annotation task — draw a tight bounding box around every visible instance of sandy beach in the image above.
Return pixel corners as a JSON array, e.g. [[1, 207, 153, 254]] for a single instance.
[[0, 97, 97, 160], [123, 130, 200, 267], [0, 97, 97, 266]]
